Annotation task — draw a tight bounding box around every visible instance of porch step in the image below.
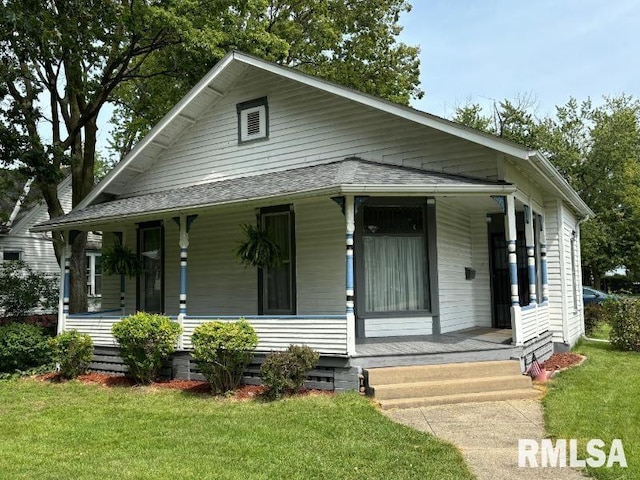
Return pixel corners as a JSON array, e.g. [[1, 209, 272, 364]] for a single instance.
[[366, 360, 537, 409], [378, 388, 540, 410]]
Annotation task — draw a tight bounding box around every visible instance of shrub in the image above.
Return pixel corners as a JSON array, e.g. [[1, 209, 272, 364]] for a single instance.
[[0, 261, 58, 319], [606, 298, 640, 352], [0, 322, 52, 373], [111, 312, 182, 384], [49, 330, 94, 379], [584, 303, 605, 336], [260, 345, 320, 399], [191, 319, 258, 394]]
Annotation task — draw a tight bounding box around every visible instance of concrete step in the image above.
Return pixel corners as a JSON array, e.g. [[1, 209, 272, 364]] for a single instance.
[[366, 360, 522, 386], [378, 388, 541, 410], [373, 374, 533, 400]]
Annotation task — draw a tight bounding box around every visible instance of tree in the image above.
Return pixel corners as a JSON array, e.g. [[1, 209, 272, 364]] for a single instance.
[[453, 95, 640, 288], [110, 0, 422, 157], [0, 0, 422, 312]]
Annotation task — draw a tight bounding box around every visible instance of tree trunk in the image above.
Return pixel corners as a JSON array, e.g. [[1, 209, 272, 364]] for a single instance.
[[69, 231, 88, 314]]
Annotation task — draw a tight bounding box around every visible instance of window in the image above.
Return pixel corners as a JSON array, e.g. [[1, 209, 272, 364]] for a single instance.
[[358, 202, 429, 313], [86, 251, 102, 297], [237, 97, 268, 143], [2, 251, 21, 261], [259, 206, 295, 314], [137, 222, 164, 313]]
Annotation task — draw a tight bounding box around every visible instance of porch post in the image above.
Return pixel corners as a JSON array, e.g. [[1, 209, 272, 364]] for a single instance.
[[173, 215, 197, 350], [539, 215, 549, 303], [57, 234, 71, 335], [115, 232, 126, 315], [505, 195, 523, 345], [523, 205, 537, 305], [345, 195, 356, 356]]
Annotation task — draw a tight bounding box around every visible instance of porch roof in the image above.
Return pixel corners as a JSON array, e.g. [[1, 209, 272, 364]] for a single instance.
[[32, 158, 514, 231]]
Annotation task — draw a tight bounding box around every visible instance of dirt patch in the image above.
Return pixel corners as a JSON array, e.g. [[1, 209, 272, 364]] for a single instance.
[[37, 372, 330, 400], [542, 352, 586, 371]]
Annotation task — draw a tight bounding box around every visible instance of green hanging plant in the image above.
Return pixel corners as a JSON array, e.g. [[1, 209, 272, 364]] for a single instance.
[[102, 241, 142, 278], [234, 224, 282, 269]]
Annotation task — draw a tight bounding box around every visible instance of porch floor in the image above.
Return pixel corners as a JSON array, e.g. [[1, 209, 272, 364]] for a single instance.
[[351, 327, 519, 368]]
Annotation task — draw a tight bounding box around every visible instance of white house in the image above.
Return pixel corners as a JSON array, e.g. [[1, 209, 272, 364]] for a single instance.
[[1, 175, 102, 303], [33, 51, 592, 394]]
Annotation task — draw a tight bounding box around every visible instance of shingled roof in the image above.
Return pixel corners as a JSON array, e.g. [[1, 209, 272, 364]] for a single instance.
[[33, 158, 514, 231]]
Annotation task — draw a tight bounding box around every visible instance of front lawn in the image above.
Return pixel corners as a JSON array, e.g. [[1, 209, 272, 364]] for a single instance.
[[0, 379, 473, 480], [544, 340, 640, 479]]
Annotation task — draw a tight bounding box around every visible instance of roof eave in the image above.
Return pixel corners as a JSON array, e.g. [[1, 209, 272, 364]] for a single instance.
[[527, 152, 594, 218]]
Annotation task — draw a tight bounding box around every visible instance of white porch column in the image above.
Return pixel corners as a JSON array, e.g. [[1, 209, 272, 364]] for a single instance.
[[345, 195, 356, 356], [173, 214, 198, 350], [505, 195, 524, 345], [539, 215, 549, 303], [57, 235, 71, 335], [524, 205, 537, 305]]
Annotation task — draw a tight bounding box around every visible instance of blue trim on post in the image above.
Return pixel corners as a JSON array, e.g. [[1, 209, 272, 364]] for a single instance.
[[540, 243, 548, 302], [63, 258, 70, 314], [346, 232, 354, 314], [527, 246, 537, 304], [507, 240, 519, 306], [179, 247, 187, 315]]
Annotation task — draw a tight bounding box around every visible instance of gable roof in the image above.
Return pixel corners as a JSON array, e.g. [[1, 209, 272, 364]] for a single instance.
[[77, 50, 592, 218], [32, 158, 515, 231]]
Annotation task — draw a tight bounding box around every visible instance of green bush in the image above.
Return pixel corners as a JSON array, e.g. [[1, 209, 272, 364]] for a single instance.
[[111, 312, 182, 384], [606, 298, 640, 352], [584, 303, 605, 336], [260, 345, 320, 399], [0, 261, 58, 319], [0, 322, 52, 373], [49, 330, 94, 379], [191, 319, 258, 394]]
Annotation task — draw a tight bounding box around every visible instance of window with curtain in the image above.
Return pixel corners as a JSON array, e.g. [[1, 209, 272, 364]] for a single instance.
[[361, 205, 428, 313]]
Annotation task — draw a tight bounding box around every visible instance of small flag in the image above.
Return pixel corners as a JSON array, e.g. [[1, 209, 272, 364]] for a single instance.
[[527, 353, 543, 378]]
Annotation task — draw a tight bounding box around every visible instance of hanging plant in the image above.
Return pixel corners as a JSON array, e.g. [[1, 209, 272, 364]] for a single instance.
[[234, 223, 282, 269], [102, 241, 142, 278]]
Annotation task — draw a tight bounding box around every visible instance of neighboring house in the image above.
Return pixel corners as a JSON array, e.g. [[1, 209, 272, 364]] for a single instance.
[[33, 51, 592, 389], [1, 173, 102, 307]]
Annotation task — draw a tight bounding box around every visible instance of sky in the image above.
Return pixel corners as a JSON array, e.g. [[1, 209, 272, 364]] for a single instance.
[[399, 0, 640, 119]]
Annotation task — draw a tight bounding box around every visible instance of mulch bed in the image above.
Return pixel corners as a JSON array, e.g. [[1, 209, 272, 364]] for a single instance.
[[37, 372, 330, 400], [541, 352, 586, 371]]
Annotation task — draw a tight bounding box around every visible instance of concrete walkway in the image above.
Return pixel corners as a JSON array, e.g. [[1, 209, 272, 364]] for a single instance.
[[385, 400, 586, 479]]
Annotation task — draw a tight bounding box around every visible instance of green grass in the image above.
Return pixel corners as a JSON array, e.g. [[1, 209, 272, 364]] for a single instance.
[[0, 379, 473, 480], [544, 340, 640, 479], [589, 322, 612, 340]]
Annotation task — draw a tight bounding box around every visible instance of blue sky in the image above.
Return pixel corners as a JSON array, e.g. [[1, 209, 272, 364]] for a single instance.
[[399, 0, 640, 119]]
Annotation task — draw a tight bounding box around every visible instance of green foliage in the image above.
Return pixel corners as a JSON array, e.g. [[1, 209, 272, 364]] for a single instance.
[[604, 298, 640, 352], [0, 322, 52, 373], [583, 303, 605, 336], [191, 319, 258, 394], [101, 240, 142, 278], [0, 261, 58, 319], [234, 224, 282, 268], [49, 330, 94, 379], [109, 0, 422, 156], [260, 345, 320, 399], [111, 312, 182, 384]]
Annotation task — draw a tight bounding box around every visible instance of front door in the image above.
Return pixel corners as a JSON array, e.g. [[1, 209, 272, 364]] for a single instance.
[[489, 232, 512, 328], [138, 223, 163, 313]]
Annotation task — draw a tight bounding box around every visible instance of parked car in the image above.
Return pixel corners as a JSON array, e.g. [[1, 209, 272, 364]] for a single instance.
[[582, 286, 615, 305]]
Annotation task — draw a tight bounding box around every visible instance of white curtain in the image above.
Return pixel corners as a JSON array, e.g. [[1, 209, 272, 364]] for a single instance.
[[364, 236, 425, 312]]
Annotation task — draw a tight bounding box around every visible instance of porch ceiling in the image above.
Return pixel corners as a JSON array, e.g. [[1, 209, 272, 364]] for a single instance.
[[32, 158, 514, 232]]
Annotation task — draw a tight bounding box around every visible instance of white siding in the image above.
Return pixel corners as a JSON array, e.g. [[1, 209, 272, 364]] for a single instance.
[[544, 199, 584, 346], [544, 199, 564, 343], [365, 317, 432, 337], [436, 199, 491, 333], [100, 199, 346, 317], [122, 69, 499, 197]]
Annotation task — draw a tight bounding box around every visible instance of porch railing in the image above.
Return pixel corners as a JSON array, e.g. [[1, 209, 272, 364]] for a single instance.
[[519, 302, 551, 344], [65, 314, 349, 355]]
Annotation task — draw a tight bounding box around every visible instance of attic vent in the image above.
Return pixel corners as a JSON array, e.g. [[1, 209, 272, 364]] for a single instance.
[[237, 97, 269, 144]]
